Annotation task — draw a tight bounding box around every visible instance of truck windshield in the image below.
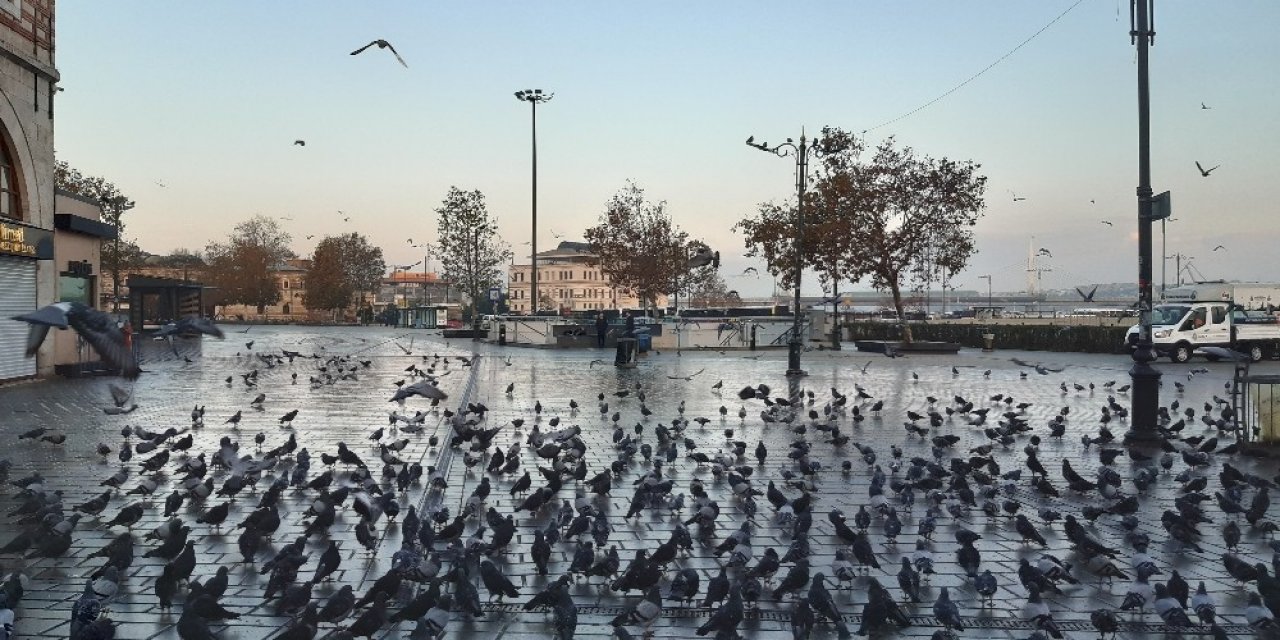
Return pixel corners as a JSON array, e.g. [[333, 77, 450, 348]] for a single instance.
[[1152, 305, 1190, 325]]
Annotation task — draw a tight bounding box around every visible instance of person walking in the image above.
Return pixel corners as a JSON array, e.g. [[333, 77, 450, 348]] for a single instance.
[[624, 312, 635, 338], [595, 313, 608, 348]]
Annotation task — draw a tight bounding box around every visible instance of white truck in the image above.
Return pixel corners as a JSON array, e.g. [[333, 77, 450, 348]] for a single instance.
[[1125, 282, 1280, 363]]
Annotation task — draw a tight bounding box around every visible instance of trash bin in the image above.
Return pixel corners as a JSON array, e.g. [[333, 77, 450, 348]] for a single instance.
[[615, 338, 638, 368], [635, 329, 651, 353], [981, 329, 995, 352]]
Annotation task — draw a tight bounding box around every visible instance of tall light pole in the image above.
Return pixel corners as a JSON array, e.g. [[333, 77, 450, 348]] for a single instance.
[[515, 89, 552, 315], [747, 131, 828, 376], [979, 275, 992, 313], [1126, 0, 1162, 444]]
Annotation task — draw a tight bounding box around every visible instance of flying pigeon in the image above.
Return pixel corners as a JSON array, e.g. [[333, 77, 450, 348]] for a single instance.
[[350, 39, 408, 67]]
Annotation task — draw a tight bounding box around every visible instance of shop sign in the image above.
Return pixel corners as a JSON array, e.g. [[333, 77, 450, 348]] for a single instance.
[[0, 220, 53, 259]]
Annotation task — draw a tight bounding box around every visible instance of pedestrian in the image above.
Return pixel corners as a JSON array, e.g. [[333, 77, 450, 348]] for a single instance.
[[595, 313, 608, 348], [624, 311, 635, 338]]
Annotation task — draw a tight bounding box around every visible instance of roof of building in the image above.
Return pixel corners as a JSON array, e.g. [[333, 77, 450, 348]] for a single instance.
[[385, 271, 447, 284], [532, 240, 594, 260]]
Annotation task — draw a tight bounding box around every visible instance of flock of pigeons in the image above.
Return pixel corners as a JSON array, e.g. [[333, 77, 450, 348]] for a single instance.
[[4, 303, 1280, 640]]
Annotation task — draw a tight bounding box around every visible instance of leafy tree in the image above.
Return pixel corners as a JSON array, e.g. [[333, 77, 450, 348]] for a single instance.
[[434, 187, 512, 313], [816, 133, 986, 341], [734, 130, 859, 294], [737, 130, 986, 342], [204, 215, 295, 314], [585, 181, 692, 312], [56, 161, 138, 311], [304, 232, 386, 318]]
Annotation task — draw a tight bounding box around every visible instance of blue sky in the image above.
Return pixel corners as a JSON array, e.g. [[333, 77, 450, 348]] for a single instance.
[[55, 1, 1280, 297]]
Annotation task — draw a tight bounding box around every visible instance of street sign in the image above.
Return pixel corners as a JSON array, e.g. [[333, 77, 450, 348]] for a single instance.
[[1147, 190, 1171, 220], [488, 287, 501, 302]]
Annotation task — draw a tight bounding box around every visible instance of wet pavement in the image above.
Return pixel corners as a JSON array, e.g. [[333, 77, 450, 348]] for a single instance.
[[0, 324, 1277, 639]]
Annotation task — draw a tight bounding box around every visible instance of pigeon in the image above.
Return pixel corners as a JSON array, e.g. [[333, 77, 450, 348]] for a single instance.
[[12, 302, 146, 378], [351, 39, 408, 67], [610, 585, 662, 634]]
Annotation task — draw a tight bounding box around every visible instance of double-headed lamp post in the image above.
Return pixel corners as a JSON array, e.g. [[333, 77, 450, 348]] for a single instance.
[[746, 131, 824, 376], [515, 88, 553, 315]]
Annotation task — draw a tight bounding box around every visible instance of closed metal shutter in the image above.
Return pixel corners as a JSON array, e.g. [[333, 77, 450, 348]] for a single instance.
[[0, 257, 37, 380]]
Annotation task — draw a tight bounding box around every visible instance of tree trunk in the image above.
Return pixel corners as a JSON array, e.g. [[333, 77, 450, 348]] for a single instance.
[[889, 278, 913, 344]]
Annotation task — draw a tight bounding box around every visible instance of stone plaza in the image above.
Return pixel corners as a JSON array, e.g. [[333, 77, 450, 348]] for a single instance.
[[0, 324, 1275, 639]]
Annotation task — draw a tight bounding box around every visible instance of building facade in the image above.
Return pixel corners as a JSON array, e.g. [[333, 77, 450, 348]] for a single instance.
[[507, 241, 662, 314], [52, 189, 114, 372], [378, 270, 457, 308], [0, 0, 57, 381]]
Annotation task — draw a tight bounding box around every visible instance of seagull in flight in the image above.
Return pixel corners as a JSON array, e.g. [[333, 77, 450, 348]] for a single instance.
[[350, 39, 408, 67], [1213, 245, 1227, 252], [1037, 248, 1053, 258], [1201, 102, 1211, 110], [1195, 161, 1220, 177], [293, 140, 305, 146], [667, 368, 706, 381], [1100, 220, 1113, 226], [1008, 190, 1026, 202], [741, 267, 758, 276]]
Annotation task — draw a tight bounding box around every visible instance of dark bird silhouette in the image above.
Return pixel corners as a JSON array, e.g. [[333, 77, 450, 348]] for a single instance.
[[350, 39, 408, 67], [1075, 285, 1099, 302], [12, 303, 146, 378], [1196, 161, 1220, 177]]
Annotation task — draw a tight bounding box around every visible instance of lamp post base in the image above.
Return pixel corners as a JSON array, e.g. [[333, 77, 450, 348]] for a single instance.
[[786, 368, 808, 377], [787, 341, 804, 377], [1124, 344, 1164, 445]]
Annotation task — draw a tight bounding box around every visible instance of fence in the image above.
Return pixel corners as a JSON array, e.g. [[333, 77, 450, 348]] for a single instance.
[[844, 321, 1130, 354]]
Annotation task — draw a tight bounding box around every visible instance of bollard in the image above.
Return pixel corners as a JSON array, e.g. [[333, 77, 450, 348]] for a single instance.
[[750, 323, 757, 351], [498, 323, 507, 346], [982, 330, 995, 352], [615, 338, 638, 368]]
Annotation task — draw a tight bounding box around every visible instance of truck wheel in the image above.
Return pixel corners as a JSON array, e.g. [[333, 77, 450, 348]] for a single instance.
[[1171, 344, 1193, 363], [1249, 343, 1266, 363]]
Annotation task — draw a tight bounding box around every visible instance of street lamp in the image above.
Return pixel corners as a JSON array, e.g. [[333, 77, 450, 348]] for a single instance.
[[979, 275, 992, 313], [746, 131, 827, 376], [515, 88, 553, 315], [1126, 0, 1162, 444]]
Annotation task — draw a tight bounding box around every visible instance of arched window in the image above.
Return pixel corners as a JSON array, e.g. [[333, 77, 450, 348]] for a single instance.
[[0, 136, 19, 220]]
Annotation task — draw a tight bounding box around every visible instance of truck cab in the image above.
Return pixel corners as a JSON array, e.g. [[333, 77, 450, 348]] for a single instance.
[[1127, 301, 1280, 362]]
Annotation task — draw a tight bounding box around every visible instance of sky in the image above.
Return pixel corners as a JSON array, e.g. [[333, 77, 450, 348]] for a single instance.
[[53, 1, 1280, 298]]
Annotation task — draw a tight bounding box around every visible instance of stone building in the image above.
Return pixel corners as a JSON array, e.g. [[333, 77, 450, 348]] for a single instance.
[[0, 0, 57, 381], [507, 241, 662, 314]]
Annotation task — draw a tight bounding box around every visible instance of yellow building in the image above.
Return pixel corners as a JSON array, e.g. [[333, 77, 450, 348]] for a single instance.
[[507, 241, 664, 314]]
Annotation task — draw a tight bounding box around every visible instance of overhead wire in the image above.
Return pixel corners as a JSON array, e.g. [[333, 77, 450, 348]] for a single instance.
[[862, 0, 1089, 134]]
